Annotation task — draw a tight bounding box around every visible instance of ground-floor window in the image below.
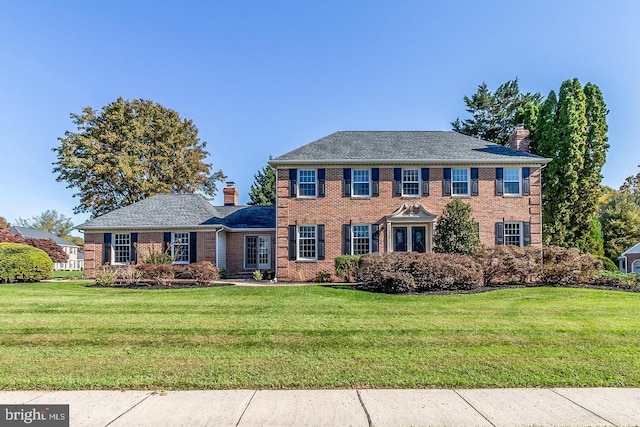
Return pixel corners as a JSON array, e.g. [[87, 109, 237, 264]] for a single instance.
[[504, 222, 522, 246], [352, 225, 371, 255], [172, 233, 190, 263], [113, 233, 131, 264], [298, 225, 317, 260]]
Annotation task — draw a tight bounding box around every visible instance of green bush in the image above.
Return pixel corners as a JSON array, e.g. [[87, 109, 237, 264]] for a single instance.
[[252, 269, 263, 281], [315, 270, 332, 283], [334, 255, 360, 282], [596, 255, 618, 272], [356, 252, 482, 293], [594, 270, 640, 288], [0, 242, 53, 283]]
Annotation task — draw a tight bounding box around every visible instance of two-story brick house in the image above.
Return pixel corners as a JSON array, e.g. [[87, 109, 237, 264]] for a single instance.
[[78, 129, 549, 281], [269, 130, 550, 281]]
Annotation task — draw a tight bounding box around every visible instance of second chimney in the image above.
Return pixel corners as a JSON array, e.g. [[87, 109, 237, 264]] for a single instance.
[[223, 182, 239, 206], [509, 124, 530, 152]]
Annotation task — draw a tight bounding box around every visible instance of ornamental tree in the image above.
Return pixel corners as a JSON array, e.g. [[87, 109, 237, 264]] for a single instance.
[[53, 98, 225, 218], [433, 199, 480, 255]]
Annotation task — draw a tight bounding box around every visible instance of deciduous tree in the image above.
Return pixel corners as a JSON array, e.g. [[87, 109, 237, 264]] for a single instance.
[[16, 210, 74, 237], [53, 98, 225, 218], [0, 217, 9, 229], [599, 192, 640, 262]]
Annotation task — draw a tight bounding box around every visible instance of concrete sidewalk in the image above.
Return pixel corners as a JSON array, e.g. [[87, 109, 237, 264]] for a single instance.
[[2, 388, 640, 426]]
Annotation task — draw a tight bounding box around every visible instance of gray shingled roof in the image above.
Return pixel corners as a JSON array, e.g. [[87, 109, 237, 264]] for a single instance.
[[76, 194, 275, 230], [9, 226, 77, 247], [270, 131, 550, 165]]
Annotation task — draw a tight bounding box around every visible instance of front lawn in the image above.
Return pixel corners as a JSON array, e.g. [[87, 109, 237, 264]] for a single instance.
[[0, 282, 639, 390]]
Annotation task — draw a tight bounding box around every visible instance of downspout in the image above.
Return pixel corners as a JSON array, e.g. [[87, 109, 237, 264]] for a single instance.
[[215, 228, 222, 268], [273, 165, 279, 280]]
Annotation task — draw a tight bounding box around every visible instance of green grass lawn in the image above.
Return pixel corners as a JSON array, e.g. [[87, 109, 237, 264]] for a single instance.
[[1, 282, 639, 390], [52, 270, 85, 279]]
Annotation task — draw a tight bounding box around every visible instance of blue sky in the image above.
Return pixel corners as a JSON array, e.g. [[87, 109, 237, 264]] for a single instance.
[[1, 0, 638, 231]]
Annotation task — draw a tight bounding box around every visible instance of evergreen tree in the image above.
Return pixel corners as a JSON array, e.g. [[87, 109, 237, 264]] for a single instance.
[[433, 199, 480, 255], [248, 158, 276, 206]]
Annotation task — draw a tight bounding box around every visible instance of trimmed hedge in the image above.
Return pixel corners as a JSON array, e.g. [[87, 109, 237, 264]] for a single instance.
[[0, 242, 53, 283], [474, 246, 541, 286], [541, 246, 602, 286]]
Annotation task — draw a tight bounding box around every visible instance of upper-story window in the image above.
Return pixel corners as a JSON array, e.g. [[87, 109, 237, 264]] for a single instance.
[[172, 232, 190, 264], [352, 169, 370, 197], [113, 233, 131, 264], [402, 169, 420, 196], [298, 170, 317, 197], [503, 168, 521, 195], [452, 168, 469, 195]]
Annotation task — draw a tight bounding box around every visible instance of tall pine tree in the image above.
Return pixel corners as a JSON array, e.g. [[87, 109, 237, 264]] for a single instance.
[[248, 158, 276, 206]]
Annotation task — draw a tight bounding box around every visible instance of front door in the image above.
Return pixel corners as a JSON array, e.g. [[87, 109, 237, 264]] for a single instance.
[[412, 226, 426, 253], [393, 225, 429, 253], [246, 235, 271, 270], [393, 227, 408, 252], [257, 236, 270, 269]]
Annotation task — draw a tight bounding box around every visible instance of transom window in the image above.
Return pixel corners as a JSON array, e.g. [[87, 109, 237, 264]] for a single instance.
[[172, 232, 190, 263], [402, 169, 420, 196], [113, 233, 131, 264], [298, 225, 317, 260], [298, 170, 317, 197], [504, 168, 521, 195], [352, 225, 371, 255], [504, 222, 522, 246], [352, 169, 370, 197], [452, 168, 469, 195]]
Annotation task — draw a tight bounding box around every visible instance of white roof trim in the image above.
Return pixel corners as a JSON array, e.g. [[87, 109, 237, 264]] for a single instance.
[[621, 242, 640, 256]]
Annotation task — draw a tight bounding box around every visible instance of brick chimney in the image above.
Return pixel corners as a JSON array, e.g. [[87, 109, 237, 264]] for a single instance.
[[509, 124, 530, 152], [223, 182, 239, 206]]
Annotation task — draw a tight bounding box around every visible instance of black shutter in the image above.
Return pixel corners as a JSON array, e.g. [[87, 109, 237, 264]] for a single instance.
[[289, 169, 297, 198], [371, 224, 379, 253], [164, 232, 171, 252], [131, 233, 138, 264], [317, 168, 325, 197], [288, 225, 296, 260], [443, 168, 452, 196], [103, 233, 112, 264], [190, 232, 197, 263], [343, 224, 351, 255], [372, 168, 380, 197], [523, 222, 531, 246], [522, 167, 531, 196], [393, 168, 402, 196], [421, 168, 430, 196], [317, 225, 325, 260], [471, 168, 479, 196], [495, 222, 504, 245], [495, 168, 504, 196], [343, 168, 352, 197]]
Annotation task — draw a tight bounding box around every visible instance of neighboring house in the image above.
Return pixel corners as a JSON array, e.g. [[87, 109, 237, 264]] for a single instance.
[[77, 188, 276, 278], [9, 226, 82, 271], [78, 128, 550, 281], [269, 129, 550, 281], [618, 243, 640, 274]]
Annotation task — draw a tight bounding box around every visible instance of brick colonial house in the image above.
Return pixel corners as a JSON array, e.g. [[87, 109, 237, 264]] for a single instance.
[[79, 129, 550, 280]]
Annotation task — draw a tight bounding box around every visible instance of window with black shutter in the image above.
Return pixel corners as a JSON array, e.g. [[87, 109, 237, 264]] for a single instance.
[[443, 168, 452, 196], [495, 168, 504, 196], [421, 168, 429, 196], [289, 169, 297, 198], [372, 168, 380, 197], [343, 168, 352, 197]]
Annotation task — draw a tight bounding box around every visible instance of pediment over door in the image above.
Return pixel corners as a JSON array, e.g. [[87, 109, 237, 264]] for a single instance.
[[386, 203, 438, 223]]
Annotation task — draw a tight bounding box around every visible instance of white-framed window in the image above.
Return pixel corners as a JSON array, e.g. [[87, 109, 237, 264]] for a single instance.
[[452, 168, 469, 195], [171, 232, 190, 264], [298, 225, 317, 260], [504, 222, 522, 246], [352, 169, 371, 197], [352, 224, 371, 255], [245, 235, 271, 269], [504, 168, 521, 195], [298, 170, 317, 197], [113, 233, 131, 264], [402, 169, 420, 196]]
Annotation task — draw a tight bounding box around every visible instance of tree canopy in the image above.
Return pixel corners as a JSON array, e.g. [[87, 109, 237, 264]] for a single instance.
[[451, 78, 542, 146], [0, 217, 9, 229], [16, 210, 74, 237], [248, 158, 276, 206], [53, 98, 225, 218]]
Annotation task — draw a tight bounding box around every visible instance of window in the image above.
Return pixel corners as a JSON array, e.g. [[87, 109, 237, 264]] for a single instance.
[[402, 169, 420, 196], [504, 168, 521, 195], [113, 233, 131, 264], [245, 236, 271, 269], [452, 169, 469, 195], [172, 232, 190, 263], [298, 170, 317, 197], [504, 222, 521, 246], [352, 225, 371, 255], [298, 225, 317, 260], [352, 169, 370, 197]]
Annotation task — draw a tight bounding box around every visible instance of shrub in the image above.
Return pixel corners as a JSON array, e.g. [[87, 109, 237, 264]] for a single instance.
[[138, 243, 174, 264], [334, 255, 360, 282], [593, 270, 640, 289], [433, 199, 480, 255], [0, 242, 53, 283], [94, 265, 118, 286], [315, 270, 332, 283], [116, 265, 143, 285], [135, 264, 180, 286], [542, 246, 603, 286], [596, 255, 618, 272], [252, 270, 263, 281], [356, 252, 482, 293], [218, 268, 228, 279], [474, 246, 541, 286], [185, 262, 219, 285]]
